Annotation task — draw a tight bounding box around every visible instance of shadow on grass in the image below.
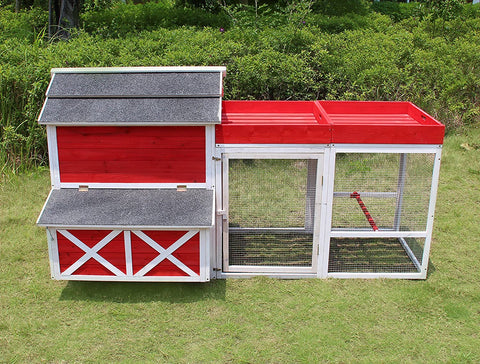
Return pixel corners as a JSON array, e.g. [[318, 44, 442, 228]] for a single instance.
[[59, 279, 226, 303], [427, 259, 436, 278]]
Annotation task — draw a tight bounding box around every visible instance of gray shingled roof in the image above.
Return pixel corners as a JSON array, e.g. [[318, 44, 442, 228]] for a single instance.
[[38, 67, 225, 125], [37, 188, 214, 228]]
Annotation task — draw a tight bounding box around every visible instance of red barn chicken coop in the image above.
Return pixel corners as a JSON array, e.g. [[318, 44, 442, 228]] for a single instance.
[[37, 67, 444, 281]]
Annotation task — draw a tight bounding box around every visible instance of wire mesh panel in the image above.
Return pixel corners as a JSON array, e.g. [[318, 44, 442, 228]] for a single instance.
[[329, 152, 435, 275], [328, 237, 424, 273], [227, 159, 317, 268], [332, 153, 435, 231]]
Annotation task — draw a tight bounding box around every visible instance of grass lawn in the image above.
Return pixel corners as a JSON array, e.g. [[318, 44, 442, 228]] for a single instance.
[[1, 127, 479, 363]]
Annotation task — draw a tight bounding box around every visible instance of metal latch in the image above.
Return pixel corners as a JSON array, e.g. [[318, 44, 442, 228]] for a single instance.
[[212, 156, 221, 161], [217, 210, 227, 220]]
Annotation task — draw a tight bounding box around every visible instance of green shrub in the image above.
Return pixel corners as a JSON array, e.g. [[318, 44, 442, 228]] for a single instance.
[[0, 8, 48, 42], [227, 48, 318, 100], [312, 0, 370, 16], [81, 2, 231, 37], [0, 5, 479, 173], [370, 1, 419, 22]]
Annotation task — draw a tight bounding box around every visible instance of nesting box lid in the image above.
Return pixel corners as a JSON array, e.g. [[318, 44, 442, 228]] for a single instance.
[[38, 67, 226, 125], [37, 188, 214, 229]]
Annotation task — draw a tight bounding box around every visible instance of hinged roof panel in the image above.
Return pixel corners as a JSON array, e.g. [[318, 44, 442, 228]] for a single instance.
[[39, 66, 225, 125], [37, 188, 214, 229]]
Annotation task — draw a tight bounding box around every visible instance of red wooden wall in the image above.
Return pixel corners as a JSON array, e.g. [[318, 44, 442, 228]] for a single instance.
[[57, 230, 200, 277], [56, 126, 206, 183]]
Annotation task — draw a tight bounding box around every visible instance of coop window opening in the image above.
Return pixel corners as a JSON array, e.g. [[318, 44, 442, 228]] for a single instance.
[[222, 154, 323, 273]]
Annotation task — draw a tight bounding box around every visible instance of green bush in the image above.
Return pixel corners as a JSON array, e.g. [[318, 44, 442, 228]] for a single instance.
[[81, 2, 231, 37], [0, 4, 479, 173], [370, 1, 419, 22], [0, 8, 48, 42]]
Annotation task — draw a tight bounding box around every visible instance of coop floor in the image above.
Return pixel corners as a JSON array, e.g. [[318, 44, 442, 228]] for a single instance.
[[328, 238, 419, 273], [228, 230, 313, 267]]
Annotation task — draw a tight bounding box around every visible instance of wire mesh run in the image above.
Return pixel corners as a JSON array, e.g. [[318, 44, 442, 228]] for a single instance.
[[227, 159, 316, 267], [229, 230, 313, 267], [332, 153, 435, 232], [328, 237, 425, 273]]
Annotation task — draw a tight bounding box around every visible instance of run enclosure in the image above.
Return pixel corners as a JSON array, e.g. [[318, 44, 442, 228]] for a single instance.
[[37, 67, 444, 281], [216, 100, 443, 279]]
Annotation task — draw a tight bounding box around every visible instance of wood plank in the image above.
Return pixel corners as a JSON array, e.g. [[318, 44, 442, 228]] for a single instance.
[[58, 148, 206, 162], [56, 125, 206, 183]]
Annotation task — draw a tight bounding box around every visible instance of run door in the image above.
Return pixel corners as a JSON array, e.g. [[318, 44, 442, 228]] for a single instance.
[[221, 153, 324, 275]]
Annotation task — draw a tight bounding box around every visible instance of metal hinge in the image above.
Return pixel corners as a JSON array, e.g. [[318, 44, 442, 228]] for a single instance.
[[217, 210, 227, 220], [212, 156, 221, 161]]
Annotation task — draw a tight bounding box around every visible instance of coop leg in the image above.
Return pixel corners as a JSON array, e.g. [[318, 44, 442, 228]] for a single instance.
[[350, 191, 379, 231]]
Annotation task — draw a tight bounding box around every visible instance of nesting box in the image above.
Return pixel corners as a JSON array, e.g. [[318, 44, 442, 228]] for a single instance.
[[37, 67, 444, 280]]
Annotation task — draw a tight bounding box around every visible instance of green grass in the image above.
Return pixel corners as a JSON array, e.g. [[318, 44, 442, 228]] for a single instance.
[[1, 128, 480, 362]]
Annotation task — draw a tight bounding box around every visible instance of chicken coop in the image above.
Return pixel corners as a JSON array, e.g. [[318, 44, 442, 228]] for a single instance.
[[37, 67, 444, 281]]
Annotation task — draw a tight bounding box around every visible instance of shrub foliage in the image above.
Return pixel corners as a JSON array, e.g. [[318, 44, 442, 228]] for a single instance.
[[0, 2, 479, 172]]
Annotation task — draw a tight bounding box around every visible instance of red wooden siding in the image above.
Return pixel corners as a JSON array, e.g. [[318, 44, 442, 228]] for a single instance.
[[319, 101, 445, 144], [57, 230, 120, 275], [131, 231, 200, 276], [56, 229, 200, 277], [56, 126, 206, 183], [217, 100, 444, 145], [217, 101, 331, 144]]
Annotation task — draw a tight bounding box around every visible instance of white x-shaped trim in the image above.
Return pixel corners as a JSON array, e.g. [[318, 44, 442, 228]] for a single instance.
[[59, 230, 125, 276], [133, 230, 199, 277]]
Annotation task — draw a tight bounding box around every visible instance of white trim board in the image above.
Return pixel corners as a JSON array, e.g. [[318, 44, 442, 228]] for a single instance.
[[46, 126, 60, 188], [40, 224, 214, 230], [51, 66, 227, 74], [333, 144, 442, 153], [58, 183, 209, 189]]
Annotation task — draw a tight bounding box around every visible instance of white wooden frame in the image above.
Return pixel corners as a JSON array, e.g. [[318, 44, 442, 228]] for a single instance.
[[46, 227, 211, 282], [46, 126, 60, 189], [50, 66, 227, 74], [215, 145, 326, 278], [324, 144, 443, 279]]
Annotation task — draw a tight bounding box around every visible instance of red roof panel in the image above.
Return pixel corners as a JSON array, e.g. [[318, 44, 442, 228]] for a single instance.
[[217, 100, 444, 145]]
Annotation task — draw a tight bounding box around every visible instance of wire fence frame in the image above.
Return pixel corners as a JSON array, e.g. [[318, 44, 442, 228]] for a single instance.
[[214, 144, 442, 279], [324, 144, 442, 279], [220, 151, 324, 274]]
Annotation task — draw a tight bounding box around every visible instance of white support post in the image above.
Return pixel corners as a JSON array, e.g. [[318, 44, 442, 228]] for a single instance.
[[305, 159, 317, 232], [200, 229, 210, 281], [46, 228, 60, 279], [46, 126, 61, 189], [214, 147, 224, 278], [394, 153, 407, 231], [205, 125, 215, 189], [221, 154, 230, 272], [318, 146, 336, 278], [420, 146, 443, 278], [124, 230, 133, 276], [311, 156, 324, 274]]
